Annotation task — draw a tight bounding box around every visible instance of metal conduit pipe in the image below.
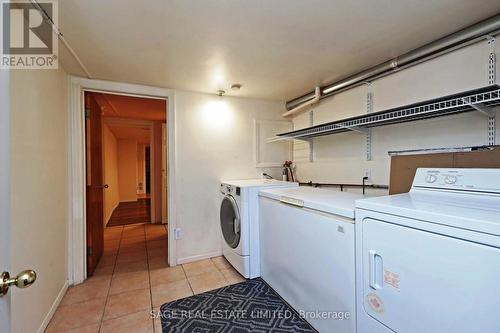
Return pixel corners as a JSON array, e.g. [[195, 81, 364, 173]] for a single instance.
[[286, 14, 500, 111], [282, 87, 320, 117]]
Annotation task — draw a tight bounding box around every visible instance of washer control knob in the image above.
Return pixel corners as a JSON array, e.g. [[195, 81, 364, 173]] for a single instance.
[[425, 174, 437, 183], [226, 186, 232, 193], [444, 175, 457, 184]]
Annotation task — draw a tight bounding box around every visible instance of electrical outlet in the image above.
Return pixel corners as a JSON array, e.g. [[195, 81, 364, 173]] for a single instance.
[[363, 169, 371, 180], [174, 228, 182, 240]]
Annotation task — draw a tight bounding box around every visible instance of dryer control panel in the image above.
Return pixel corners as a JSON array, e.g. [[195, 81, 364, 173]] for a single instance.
[[412, 168, 500, 194]]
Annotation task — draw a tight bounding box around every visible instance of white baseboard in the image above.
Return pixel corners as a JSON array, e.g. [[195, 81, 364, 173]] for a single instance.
[[177, 250, 222, 265], [37, 280, 69, 333]]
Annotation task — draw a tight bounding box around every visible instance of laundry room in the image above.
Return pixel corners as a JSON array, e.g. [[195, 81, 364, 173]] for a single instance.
[[3, 2, 500, 333]]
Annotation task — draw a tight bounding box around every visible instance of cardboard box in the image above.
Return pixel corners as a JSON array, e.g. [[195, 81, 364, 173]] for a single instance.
[[389, 146, 500, 194]]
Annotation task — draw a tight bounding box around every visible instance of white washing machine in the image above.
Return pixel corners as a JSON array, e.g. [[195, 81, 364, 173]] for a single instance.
[[219, 179, 297, 278], [355, 168, 500, 333]]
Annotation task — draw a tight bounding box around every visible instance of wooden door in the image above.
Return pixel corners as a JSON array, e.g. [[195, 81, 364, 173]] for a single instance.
[[85, 92, 104, 277]]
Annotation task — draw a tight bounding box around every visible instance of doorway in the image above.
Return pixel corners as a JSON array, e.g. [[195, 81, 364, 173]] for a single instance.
[[84, 91, 168, 277], [68, 77, 175, 285]]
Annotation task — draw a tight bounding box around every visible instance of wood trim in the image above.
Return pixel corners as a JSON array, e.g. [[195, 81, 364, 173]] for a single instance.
[[68, 77, 177, 284]]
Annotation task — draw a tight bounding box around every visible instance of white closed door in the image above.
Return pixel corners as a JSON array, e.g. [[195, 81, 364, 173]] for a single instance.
[[0, 61, 12, 333], [360, 218, 500, 333]]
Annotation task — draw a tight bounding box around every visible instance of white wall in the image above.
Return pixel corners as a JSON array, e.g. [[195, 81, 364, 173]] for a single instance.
[[292, 39, 499, 192], [103, 124, 120, 225], [174, 91, 287, 262], [10, 68, 69, 333], [117, 139, 138, 202]]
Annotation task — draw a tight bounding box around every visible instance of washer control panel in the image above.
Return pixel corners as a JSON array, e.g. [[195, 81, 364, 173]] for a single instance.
[[220, 183, 240, 196], [412, 168, 500, 194]]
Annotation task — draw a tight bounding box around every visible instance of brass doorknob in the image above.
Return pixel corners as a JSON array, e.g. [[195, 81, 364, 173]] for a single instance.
[[0, 270, 37, 296]]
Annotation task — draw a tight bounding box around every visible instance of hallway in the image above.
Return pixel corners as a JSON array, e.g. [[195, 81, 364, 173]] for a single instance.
[[45, 223, 244, 333], [107, 199, 151, 227]]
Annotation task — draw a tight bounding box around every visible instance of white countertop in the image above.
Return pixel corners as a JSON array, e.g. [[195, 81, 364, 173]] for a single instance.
[[259, 186, 372, 219]]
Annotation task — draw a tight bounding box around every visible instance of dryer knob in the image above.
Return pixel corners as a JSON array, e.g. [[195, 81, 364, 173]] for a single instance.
[[445, 175, 457, 184], [425, 174, 437, 183]]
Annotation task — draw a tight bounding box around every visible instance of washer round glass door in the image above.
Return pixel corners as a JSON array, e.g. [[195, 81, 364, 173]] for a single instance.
[[220, 195, 241, 249]]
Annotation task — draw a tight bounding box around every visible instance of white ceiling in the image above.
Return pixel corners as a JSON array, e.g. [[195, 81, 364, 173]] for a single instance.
[[58, 0, 500, 101]]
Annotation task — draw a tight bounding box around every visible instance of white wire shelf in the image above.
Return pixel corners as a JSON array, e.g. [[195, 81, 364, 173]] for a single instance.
[[276, 85, 500, 140]]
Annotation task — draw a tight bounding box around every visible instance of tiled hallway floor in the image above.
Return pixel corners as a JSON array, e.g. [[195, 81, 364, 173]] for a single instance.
[[46, 223, 245, 333]]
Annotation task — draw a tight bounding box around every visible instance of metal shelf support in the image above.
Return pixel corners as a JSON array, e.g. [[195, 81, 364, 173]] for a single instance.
[[488, 36, 497, 146], [275, 85, 500, 141], [348, 126, 370, 135], [470, 103, 496, 117], [366, 89, 373, 161]]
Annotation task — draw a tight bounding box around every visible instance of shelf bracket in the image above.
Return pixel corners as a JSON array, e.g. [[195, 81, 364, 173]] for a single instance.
[[267, 136, 285, 143], [267, 136, 307, 143], [470, 103, 496, 117], [293, 136, 313, 143], [347, 126, 370, 135]]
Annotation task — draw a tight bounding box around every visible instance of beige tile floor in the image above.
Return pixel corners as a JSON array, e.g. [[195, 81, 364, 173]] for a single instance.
[[45, 223, 245, 333]]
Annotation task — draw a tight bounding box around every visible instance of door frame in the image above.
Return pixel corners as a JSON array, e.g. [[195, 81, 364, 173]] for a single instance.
[[68, 77, 177, 284], [0, 67, 11, 332]]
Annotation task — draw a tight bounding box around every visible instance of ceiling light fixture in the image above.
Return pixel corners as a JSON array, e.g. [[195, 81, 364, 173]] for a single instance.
[[217, 89, 226, 96]]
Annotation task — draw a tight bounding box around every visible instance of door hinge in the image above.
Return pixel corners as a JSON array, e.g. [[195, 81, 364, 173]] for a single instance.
[[85, 108, 91, 118], [87, 246, 93, 257]]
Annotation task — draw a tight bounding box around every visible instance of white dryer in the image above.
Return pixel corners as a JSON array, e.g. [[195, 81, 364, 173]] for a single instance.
[[219, 179, 297, 278], [355, 168, 500, 333]]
